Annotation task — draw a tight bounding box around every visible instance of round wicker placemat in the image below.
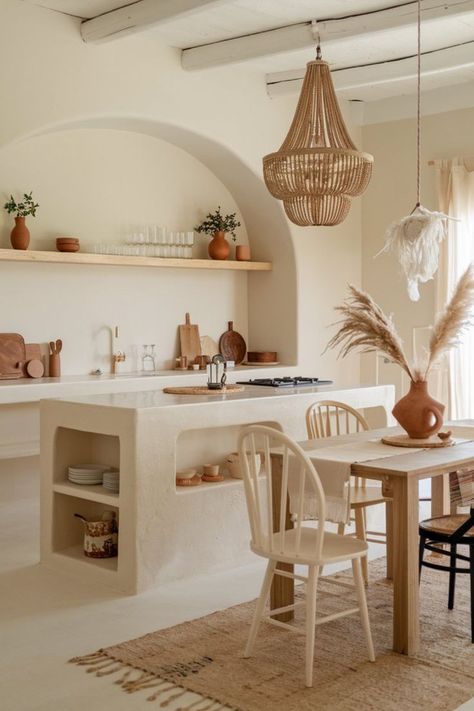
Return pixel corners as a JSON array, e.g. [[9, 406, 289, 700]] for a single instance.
[[382, 434, 454, 448], [164, 385, 244, 395]]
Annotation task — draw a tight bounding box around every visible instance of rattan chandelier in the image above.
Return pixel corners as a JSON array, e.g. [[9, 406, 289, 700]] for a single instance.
[[263, 45, 373, 227]]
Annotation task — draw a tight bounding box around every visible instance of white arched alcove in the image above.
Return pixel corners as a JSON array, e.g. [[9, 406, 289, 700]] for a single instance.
[[0, 116, 297, 371]]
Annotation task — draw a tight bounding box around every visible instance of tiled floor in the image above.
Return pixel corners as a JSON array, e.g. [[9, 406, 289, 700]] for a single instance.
[[0, 457, 469, 711]]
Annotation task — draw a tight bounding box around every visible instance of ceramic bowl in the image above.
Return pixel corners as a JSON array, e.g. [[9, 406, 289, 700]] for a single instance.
[[203, 464, 220, 477], [57, 243, 80, 253], [225, 452, 261, 479], [176, 467, 197, 480]]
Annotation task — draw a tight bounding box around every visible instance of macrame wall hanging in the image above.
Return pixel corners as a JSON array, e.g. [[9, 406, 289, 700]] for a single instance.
[[378, 0, 457, 301], [263, 22, 373, 227]]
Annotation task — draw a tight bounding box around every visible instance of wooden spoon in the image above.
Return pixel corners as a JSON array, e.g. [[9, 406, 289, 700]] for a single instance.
[[56, 339, 63, 354], [49, 341, 56, 355]]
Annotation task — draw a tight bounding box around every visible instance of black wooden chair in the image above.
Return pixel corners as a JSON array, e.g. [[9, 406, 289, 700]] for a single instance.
[[419, 488, 474, 642]]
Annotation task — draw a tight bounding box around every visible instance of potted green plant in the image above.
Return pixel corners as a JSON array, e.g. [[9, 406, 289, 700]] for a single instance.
[[195, 206, 241, 260], [4, 191, 39, 250]]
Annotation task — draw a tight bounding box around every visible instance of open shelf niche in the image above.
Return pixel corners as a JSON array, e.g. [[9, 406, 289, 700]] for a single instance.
[[51, 427, 121, 572]]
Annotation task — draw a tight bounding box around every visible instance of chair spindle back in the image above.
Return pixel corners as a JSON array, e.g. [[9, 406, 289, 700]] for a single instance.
[[306, 400, 370, 487], [238, 425, 326, 562]]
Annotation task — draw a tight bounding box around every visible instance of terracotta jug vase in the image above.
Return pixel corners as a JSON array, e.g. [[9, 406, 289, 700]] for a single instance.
[[10, 216, 30, 250], [208, 230, 230, 260], [392, 380, 445, 439]]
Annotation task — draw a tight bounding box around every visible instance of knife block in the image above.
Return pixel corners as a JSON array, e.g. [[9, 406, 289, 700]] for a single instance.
[[49, 353, 61, 377]]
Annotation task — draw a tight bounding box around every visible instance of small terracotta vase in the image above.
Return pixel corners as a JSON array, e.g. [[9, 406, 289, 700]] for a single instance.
[[10, 216, 30, 250], [235, 244, 251, 261], [208, 230, 230, 260], [392, 380, 445, 439]]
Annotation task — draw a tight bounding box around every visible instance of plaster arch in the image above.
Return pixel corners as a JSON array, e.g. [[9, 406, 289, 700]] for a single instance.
[[2, 116, 298, 364]]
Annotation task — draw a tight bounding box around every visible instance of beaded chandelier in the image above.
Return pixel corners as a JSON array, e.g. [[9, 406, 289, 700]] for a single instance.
[[263, 47, 373, 227]]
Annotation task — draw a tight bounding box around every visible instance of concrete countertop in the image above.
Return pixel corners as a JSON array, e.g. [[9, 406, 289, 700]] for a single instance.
[[45, 383, 392, 410], [0, 364, 298, 405]]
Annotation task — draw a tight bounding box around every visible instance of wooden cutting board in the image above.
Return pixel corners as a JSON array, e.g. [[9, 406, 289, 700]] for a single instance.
[[219, 321, 246, 364], [0, 333, 26, 379], [179, 313, 201, 363]]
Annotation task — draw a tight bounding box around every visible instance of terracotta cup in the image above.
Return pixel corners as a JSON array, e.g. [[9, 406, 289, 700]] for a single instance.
[[235, 245, 251, 261]]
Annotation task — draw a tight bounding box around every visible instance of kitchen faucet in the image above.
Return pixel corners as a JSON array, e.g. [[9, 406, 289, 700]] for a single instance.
[[111, 326, 126, 374]]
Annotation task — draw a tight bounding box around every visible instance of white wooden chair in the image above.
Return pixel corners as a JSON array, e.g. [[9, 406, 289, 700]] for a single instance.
[[238, 425, 375, 688], [306, 400, 391, 585]]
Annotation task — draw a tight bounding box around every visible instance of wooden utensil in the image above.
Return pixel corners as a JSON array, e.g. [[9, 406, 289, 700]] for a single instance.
[[0, 333, 26, 378], [49, 338, 62, 377], [179, 313, 201, 363], [219, 321, 246, 364]]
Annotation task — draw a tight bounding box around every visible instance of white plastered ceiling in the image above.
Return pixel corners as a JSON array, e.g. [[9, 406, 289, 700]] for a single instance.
[[20, 0, 474, 104]]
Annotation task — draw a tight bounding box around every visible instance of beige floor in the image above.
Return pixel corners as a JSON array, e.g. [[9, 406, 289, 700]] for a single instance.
[[0, 457, 472, 711]]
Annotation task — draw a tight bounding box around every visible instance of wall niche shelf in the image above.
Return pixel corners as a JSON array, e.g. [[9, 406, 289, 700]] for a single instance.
[[0, 248, 272, 272]]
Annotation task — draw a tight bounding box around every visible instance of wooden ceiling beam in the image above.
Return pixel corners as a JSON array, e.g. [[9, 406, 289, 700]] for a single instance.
[[265, 42, 474, 97], [182, 0, 474, 70], [81, 0, 229, 44]]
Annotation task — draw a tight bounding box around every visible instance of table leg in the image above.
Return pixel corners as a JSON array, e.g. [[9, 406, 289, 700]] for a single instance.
[[431, 473, 450, 517], [270, 453, 294, 622], [392, 475, 420, 655], [385, 500, 393, 580]]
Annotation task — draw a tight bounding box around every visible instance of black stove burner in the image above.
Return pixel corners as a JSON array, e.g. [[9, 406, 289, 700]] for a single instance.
[[237, 377, 333, 388]]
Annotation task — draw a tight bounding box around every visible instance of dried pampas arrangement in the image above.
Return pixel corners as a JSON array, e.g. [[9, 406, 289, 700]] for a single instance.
[[326, 263, 474, 382]]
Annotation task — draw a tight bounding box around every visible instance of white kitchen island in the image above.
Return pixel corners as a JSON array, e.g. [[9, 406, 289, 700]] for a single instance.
[[40, 383, 395, 594]]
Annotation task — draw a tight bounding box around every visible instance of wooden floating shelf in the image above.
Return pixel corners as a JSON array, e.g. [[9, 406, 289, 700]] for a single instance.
[[0, 249, 272, 271]]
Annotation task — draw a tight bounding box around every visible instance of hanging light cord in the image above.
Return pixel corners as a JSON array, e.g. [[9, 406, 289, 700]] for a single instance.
[[416, 0, 421, 207], [311, 19, 322, 59]]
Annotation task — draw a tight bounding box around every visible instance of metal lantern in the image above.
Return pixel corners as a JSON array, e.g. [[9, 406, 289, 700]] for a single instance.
[[263, 49, 373, 227]]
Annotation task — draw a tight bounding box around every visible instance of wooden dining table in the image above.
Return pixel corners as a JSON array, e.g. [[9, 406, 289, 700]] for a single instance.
[[270, 424, 474, 657]]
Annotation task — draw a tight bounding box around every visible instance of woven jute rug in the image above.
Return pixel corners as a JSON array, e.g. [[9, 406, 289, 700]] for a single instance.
[[70, 559, 474, 711]]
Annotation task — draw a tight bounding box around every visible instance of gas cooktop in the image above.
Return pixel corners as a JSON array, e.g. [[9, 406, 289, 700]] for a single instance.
[[237, 377, 334, 388]]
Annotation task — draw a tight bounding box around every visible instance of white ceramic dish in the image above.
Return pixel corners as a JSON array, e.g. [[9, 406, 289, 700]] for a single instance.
[[68, 464, 109, 474], [68, 477, 102, 486], [176, 467, 197, 480]]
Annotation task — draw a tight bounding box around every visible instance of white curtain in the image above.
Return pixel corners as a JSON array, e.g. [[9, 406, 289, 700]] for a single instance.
[[434, 157, 474, 419]]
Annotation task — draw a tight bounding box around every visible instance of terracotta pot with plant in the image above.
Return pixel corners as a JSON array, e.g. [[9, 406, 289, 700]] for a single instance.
[[195, 206, 241, 260], [326, 264, 474, 439], [4, 191, 39, 250]]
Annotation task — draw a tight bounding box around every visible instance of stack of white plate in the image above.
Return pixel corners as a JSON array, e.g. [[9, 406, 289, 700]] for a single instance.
[[103, 469, 120, 494], [68, 464, 107, 486]]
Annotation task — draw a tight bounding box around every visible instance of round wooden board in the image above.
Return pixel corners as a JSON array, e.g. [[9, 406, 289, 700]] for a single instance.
[[202, 474, 225, 483], [176, 475, 202, 487], [164, 385, 245, 395], [382, 434, 454, 448], [219, 322, 246, 364]]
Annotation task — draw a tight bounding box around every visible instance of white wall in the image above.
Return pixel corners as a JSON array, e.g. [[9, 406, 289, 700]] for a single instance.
[[361, 106, 474, 395], [0, 128, 248, 372], [0, 0, 364, 384]]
